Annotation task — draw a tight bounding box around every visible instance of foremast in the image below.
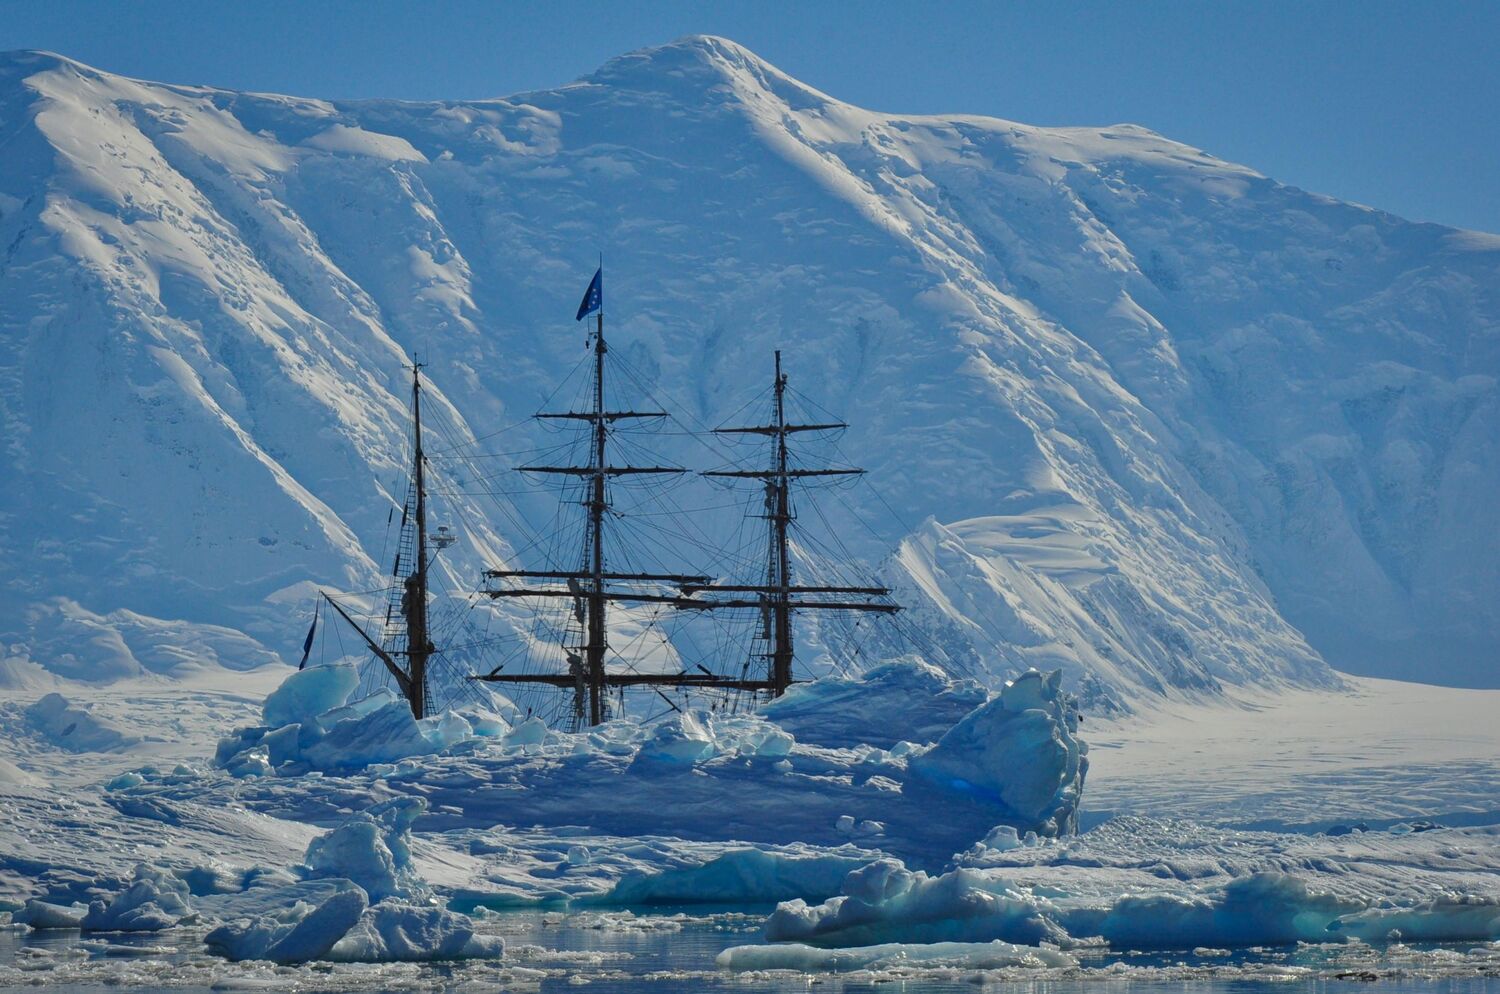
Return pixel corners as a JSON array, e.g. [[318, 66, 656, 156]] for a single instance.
[[405, 362, 433, 719], [322, 361, 434, 720]]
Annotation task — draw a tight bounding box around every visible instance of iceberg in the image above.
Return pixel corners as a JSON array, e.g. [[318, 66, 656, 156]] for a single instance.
[[217, 666, 461, 775], [909, 669, 1087, 835], [12, 899, 88, 930], [765, 859, 1069, 947], [761, 658, 987, 748], [327, 902, 504, 962], [759, 820, 1500, 951], [202, 799, 501, 963], [78, 865, 195, 933], [603, 849, 871, 905], [205, 885, 504, 964], [206, 886, 368, 963], [302, 699, 437, 772], [304, 796, 427, 902], [262, 662, 358, 728]]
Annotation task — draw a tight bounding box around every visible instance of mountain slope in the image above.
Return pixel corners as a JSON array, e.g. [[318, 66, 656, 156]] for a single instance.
[[0, 38, 1494, 702]]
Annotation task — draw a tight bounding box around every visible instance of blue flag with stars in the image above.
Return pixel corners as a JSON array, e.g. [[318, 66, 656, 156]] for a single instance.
[[575, 267, 602, 321]]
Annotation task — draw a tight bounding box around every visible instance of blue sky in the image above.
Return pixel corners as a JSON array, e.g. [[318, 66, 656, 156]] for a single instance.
[[5, 0, 1497, 233]]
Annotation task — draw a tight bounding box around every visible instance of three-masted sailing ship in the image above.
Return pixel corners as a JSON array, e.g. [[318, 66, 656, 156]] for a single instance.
[[318, 267, 899, 730]]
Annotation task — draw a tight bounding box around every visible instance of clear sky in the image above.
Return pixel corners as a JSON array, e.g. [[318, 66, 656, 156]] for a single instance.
[[5, 0, 1497, 234]]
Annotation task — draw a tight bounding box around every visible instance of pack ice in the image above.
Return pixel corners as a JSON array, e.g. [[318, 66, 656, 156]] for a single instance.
[[5, 655, 1500, 977], [213, 659, 1087, 853], [735, 817, 1500, 954], [4, 661, 1094, 964], [14, 790, 503, 964]]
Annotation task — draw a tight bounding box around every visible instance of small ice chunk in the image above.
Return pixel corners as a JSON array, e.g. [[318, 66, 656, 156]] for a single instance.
[[263, 723, 302, 767], [14, 900, 88, 930], [420, 711, 473, 750], [981, 825, 1022, 852], [635, 713, 715, 765], [81, 865, 194, 932], [226, 748, 273, 779], [25, 693, 136, 751], [502, 716, 549, 749], [457, 707, 510, 737], [327, 903, 504, 962], [105, 772, 146, 791]]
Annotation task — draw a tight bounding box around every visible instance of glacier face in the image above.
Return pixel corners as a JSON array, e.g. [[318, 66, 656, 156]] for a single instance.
[[0, 37, 1494, 701]]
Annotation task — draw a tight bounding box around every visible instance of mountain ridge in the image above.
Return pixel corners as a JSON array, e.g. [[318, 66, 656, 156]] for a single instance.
[[0, 38, 1494, 701]]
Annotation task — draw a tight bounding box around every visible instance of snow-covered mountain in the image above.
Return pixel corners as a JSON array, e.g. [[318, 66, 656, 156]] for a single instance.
[[1, 37, 1495, 703]]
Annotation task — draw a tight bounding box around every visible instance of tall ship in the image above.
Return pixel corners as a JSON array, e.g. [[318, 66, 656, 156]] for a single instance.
[[317, 268, 900, 731]]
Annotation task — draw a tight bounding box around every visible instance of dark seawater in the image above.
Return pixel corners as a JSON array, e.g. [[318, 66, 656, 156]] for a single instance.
[[2, 908, 1497, 993]]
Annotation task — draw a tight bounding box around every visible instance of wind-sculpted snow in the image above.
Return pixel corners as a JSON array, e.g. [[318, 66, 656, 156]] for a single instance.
[[24, 692, 138, 752], [2, 37, 1494, 699]]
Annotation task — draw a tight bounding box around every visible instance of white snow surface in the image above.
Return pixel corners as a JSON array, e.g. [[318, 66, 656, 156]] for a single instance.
[[1, 37, 1495, 705]]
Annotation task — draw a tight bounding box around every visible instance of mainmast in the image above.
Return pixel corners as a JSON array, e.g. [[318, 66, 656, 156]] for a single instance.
[[478, 268, 769, 726], [686, 351, 900, 695], [769, 351, 795, 694], [583, 307, 609, 726]]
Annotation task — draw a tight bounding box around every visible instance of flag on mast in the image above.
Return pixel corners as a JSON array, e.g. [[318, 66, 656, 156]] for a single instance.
[[575, 267, 602, 321], [297, 600, 319, 670]]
